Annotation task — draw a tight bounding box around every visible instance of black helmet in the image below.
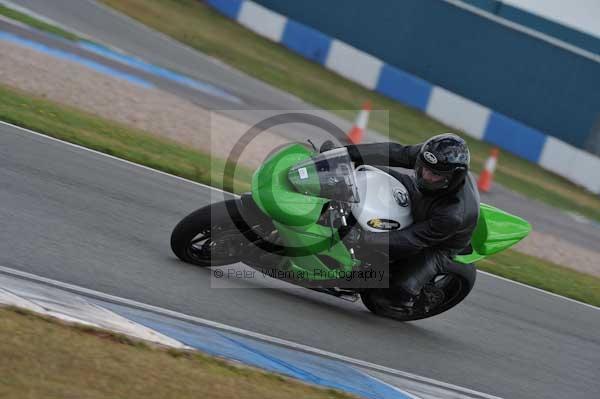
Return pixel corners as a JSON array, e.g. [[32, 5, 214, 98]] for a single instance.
[[415, 133, 470, 194]]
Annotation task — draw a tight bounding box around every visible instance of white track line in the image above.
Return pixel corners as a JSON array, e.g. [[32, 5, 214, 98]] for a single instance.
[[478, 270, 598, 310], [0, 264, 500, 399], [2, 120, 598, 312], [0, 120, 231, 196]]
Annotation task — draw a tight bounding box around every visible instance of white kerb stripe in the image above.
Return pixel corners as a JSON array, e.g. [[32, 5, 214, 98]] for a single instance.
[[0, 264, 507, 399], [238, 1, 287, 43], [325, 40, 383, 90], [426, 87, 491, 140]]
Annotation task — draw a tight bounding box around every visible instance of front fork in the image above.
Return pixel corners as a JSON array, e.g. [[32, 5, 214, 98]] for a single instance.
[[326, 201, 357, 259]]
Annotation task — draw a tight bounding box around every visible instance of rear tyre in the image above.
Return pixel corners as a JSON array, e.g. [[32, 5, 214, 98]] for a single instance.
[[360, 262, 476, 321], [170, 200, 248, 267]]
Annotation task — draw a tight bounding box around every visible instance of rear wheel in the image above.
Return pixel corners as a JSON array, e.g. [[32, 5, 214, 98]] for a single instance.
[[360, 262, 476, 321], [170, 200, 249, 267]]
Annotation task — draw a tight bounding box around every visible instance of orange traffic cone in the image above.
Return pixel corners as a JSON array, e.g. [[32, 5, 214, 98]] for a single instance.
[[347, 101, 371, 144], [478, 148, 499, 192]]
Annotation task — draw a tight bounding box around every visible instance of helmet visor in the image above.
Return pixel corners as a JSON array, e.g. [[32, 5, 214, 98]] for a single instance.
[[416, 161, 453, 192]]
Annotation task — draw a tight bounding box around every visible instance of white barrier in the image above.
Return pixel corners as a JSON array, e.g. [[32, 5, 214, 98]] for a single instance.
[[325, 40, 383, 90], [539, 136, 578, 180], [426, 87, 491, 140], [238, 1, 286, 42], [567, 149, 600, 194]]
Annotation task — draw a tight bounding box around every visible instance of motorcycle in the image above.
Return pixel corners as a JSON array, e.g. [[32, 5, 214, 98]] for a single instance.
[[171, 143, 531, 321]]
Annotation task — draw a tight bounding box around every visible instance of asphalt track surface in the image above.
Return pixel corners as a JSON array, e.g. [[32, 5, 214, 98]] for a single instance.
[[10, 0, 600, 254], [2, 124, 599, 399], [3, 1, 600, 397]]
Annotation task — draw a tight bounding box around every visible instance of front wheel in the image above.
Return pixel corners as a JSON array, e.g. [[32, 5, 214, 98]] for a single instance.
[[170, 200, 249, 267], [360, 261, 476, 322]]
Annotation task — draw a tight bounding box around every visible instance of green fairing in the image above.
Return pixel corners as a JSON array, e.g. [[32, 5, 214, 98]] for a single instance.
[[251, 144, 531, 279], [252, 144, 357, 279], [275, 221, 358, 278], [454, 203, 532, 264], [252, 144, 325, 227]]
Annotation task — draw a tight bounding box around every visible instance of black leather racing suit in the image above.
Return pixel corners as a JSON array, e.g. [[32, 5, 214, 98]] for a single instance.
[[346, 142, 480, 295]]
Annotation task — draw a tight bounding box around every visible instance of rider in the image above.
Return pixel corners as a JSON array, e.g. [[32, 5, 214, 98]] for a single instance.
[[340, 133, 480, 306]]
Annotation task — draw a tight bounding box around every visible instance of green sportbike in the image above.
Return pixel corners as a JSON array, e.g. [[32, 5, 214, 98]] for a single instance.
[[171, 144, 531, 321]]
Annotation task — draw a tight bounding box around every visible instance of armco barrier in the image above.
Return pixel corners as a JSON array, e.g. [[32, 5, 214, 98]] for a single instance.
[[205, 0, 600, 194], [249, 0, 600, 150]]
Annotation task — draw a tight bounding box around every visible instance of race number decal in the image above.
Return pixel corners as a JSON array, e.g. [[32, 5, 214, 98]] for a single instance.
[[298, 167, 308, 180]]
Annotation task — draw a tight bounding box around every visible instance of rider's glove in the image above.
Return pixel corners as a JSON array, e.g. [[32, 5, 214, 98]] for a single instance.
[[319, 140, 336, 153]]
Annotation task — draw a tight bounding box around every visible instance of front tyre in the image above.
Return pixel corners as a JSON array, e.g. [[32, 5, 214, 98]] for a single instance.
[[171, 200, 248, 267], [360, 261, 476, 322]]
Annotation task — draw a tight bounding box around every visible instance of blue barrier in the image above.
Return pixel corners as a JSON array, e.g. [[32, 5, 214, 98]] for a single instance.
[[484, 112, 547, 163], [205, 0, 243, 19], [281, 20, 332, 65], [203, 0, 600, 192], [376, 64, 432, 111], [251, 0, 600, 150]]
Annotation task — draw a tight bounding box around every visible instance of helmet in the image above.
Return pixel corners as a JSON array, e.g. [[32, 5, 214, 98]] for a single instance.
[[415, 133, 470, 194]]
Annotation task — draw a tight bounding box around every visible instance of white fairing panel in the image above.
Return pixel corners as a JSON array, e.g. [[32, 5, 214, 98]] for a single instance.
[[351, 166, 413, 232]]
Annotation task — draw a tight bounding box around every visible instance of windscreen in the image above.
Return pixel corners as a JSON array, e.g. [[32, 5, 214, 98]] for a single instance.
[[288, 147, 360, 203]]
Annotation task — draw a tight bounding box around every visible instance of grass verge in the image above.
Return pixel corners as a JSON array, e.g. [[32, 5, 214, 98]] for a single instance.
[[0, 83, 251, 192], [479, 251, 600, 307], [0, 4, 82, 41], [1, 83, 598, 306], [0, 306, 355, 399], [100, 0, 600, 222]]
